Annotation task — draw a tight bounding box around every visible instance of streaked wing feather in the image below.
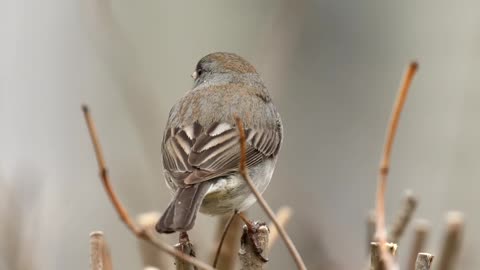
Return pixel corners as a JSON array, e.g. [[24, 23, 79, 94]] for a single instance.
[[162, 121, 281, 186]]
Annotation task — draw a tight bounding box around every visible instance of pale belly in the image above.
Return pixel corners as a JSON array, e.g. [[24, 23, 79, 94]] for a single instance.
[[200, 159, 275, 215], [164, 159, 276, 216]]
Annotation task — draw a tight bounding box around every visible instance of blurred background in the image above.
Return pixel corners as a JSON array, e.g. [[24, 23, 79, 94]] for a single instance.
[[1, 0, 479, 269]]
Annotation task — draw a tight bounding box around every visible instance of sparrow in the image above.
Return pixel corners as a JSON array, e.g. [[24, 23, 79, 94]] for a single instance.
[[155, 52, 283, 234]]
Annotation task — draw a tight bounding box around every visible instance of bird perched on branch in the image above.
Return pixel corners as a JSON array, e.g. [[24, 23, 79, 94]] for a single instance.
[[156, 52, 283, 237]]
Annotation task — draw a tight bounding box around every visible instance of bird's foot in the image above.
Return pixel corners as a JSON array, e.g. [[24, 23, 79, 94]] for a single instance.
[[178, 231, 196, 257], [239, 217, 269, 262]]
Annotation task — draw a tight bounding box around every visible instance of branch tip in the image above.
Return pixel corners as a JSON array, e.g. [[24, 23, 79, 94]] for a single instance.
[[410, 61, 419, 71], [375, 61, 419, 270], [90, 231, 104, 237], [436, 211, 464, 270], [446, 211, 464, 228], [82, 104, 90, 114]]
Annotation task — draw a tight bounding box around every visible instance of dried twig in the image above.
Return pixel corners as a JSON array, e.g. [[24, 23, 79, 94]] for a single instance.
[[82, 105, 215, 270], [235, 117, 307, 270], [212, 212, 241, 269], [375, 62, 418, 270], [137, 212, 170, 270], [90, 231, 112, 270], [370, 242, 398, 270], [239, 223, 269, 270], [102, 239, 113, 270], [367, 210, 376, 253], [267, 206, 293, 251], [415, 253, 434, 270], [82, 105, 139, 234], [389, 190, 418, 243], [407, 220, 430, 270], [436, 212, 464, 270]]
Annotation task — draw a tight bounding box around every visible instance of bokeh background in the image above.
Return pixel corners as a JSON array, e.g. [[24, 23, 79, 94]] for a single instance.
[[1, 0, 480, 269]]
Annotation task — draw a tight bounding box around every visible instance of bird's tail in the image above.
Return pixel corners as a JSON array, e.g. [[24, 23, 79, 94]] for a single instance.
[[155, 182, 211, 233]]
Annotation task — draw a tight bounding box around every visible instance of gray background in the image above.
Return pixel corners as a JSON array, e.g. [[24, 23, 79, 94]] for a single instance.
[[1, 0, 479, 269]]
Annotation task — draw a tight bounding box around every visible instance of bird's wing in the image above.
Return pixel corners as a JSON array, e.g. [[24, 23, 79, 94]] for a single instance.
[[162, 120, 282, 186]]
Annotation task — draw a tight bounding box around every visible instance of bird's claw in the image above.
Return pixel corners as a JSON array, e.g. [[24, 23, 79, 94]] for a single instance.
[[242, 221, 269, 262]]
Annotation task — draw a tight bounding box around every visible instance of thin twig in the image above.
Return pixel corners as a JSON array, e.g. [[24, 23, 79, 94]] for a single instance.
[[267, 206, 293, 251], [367, 210, 376, 253], [137, 212, 170, 270], [212, 211, 239, 268], [82, 105, 140, 234], [370, 242, 398, 270], [235, 117, 307, 270], [239, 223, 269, 270], [90, 231, 112, 270], [437, 212, 464, 270], [389, 190, 418, 243], [375, 62, 418, 270], [89, 231, 104, 270], [102, 238, 113, 270], [415, 253, 434, 270], [82, 105, 215, 270], [407, 220, 430, 270]]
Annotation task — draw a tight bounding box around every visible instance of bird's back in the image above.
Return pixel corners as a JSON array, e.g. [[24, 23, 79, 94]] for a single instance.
[[167, 76, 280, 131]]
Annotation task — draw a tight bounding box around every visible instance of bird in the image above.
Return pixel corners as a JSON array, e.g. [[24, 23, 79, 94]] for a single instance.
[[155, 52, 283, 235]]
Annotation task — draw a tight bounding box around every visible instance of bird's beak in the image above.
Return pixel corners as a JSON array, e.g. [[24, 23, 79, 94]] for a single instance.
[[191, 71, 198, 80]]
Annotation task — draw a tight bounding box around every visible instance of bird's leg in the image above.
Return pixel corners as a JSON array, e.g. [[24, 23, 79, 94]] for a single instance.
[[178, 231, 196, 257], [238, 212, 269, 262], [179, 231, 190, 243]]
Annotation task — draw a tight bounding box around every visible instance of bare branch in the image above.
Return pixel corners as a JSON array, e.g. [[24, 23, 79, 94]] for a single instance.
[[239, 223, 269, 270], [367, 210, 376, 253], [82, 105, 140, 234], [90, 231, 112, 270], [415, 253, 434, 270], [407, 220, 430, 270], [235, 117, 307, 270], [82, 105, 215, 270], [389, 190, 418, 243], [437, 212, 464, 270], [375, 62, 418, 270], [267, 206, 293, 251], [370, 242, 398, 270], [102, 239, 113, 270]]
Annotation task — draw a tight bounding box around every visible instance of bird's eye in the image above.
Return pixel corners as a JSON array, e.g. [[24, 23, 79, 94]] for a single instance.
[[192, 67, 203, 79]]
